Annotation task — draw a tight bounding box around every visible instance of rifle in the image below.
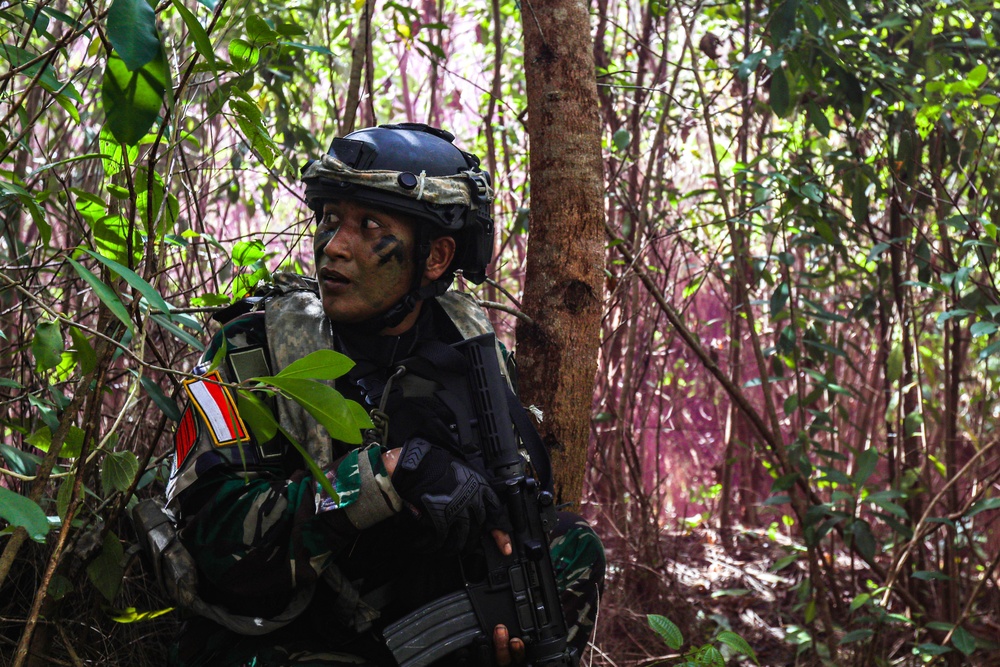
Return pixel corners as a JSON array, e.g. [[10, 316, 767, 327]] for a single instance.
[[382, 333, 573, 667]]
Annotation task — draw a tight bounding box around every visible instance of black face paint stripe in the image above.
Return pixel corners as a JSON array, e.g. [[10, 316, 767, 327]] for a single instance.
[[374, 235, 407, 266]]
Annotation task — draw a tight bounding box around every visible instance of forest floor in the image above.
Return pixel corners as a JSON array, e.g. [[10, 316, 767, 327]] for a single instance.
[[3, 523, 997, 666], [591, 524, 807, 667]]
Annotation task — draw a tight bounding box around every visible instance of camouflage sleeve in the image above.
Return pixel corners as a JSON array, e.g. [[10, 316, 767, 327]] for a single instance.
[[175, 445, 400, 616], [167, 314, 402, 617]]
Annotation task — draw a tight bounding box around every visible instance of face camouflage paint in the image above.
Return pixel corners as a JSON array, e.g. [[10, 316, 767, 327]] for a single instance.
[[373, 235, 407, 266], [314, 201, 418, 326]]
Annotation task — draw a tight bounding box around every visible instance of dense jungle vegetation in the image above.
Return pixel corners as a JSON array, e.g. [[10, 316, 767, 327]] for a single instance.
[[1, 0, 1000, 664]]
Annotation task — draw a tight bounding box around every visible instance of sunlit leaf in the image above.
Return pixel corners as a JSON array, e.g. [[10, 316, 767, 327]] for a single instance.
[[647, 614, 683, 650], [252, 377, 363, 444], [102, 48, 170, 145], [274, 350, 355, 381], [237, 390, 278, 443]]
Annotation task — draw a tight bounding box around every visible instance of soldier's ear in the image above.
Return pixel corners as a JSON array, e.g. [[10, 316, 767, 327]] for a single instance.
[[423, 236, 456, 282]]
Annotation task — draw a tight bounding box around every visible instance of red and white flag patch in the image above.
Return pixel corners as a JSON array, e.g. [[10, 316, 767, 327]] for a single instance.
[[182, 370, 250, 447]]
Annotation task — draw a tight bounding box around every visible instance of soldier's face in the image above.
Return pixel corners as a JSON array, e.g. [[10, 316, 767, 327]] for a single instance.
[[314, 200, 417, 324]]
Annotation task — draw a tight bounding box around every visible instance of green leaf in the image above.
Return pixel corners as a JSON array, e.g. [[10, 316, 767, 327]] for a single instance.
[[48, 574, 73, 601], [0, 485, 50, 542], [647, 614, 683, 650], [246, 15, 279, 43], [717, 631, 758, 663], [0, 43, 82, 101], [102, 48, 170, 145], [970, 321, 997, 337], [228, 38, 260, 69], [737, 51, 766, 81], [236, 390, 278, 443], [887, 344, 903, 383], [769, 67, 790, 117], [770, 0, 799, 43], [252, 377, 363, 444], [951, 626, 975, 656], [851, 519, 876, 561], [849, 592, 870, 611], [0, 443, 41, 477], [111, 606, 175, 623], [275, 350, 355, 381], [854, 448, 878, 489], [914, 643, 951, 656], [56, 473, 75, 520], [26, 425, 85, 458], [107, 0, 160, 71], [839, 629, 874, 644], [171, 0, 217, 67], [84, 249, 172, 317], [86, 530, 124, 601], [69, 326, 98, 376], [965, 496, 1000, 518], [701, 646, 724, 667], [140, 376, 181, 421], [612, 128, 630, 152], [912, 570, 949, 581], [232, 239, 265, 266], [67, 258, 134, 334], [150, 312, 205, 352], [101, 450, 139, 497], [32, 321, 64, 370]]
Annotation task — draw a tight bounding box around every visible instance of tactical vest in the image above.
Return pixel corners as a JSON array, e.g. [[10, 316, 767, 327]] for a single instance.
[[134, 276, 498, 636]]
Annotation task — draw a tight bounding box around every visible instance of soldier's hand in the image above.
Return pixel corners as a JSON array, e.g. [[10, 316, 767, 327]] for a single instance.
[[390, 438, 503, 550], [494, 624, 526, 666]]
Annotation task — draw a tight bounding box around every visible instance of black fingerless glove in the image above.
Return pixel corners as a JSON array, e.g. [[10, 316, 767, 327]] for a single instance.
[[391, 438, 503, 551]]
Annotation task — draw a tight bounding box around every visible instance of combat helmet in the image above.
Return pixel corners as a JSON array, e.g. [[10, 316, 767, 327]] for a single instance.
[[302, 122, 494, 305]]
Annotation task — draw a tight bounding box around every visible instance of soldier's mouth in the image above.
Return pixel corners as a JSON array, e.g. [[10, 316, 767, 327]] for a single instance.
[[320, 269, 351, 286]]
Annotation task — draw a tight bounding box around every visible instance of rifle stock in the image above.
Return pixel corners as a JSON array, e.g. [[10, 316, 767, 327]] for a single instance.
[[382, 334, 572, 666]]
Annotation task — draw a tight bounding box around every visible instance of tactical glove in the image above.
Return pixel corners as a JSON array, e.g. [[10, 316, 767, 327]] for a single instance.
[[391, 438, 503, 551]]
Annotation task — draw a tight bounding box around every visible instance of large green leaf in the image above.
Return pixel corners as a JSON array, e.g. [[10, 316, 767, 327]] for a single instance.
[[106, 0, 160, 71], [102, 48, 170, 145], [254, 377, 363, 444], [0, 443, 41, 477], [0, 485, 50, 542], [274, 350, 355, 381]]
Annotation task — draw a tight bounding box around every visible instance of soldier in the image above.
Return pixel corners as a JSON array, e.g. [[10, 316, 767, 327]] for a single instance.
[[160, 123, 605, 666]]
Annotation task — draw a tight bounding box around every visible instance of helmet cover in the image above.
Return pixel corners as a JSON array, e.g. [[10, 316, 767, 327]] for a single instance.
[[302, 123, 494, 284]]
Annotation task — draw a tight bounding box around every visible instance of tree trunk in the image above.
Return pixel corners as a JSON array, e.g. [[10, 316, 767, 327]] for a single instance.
[[515, 0, 605, 507]]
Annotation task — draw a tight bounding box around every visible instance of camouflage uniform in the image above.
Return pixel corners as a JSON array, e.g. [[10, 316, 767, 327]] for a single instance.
[[164, 275, 605, 666]]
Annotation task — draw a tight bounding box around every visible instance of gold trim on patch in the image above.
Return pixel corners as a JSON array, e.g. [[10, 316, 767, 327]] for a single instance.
[[182, 370, 250, 447]]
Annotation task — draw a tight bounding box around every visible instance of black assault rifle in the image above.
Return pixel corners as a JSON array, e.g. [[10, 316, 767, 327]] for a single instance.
[[381, 333, 573, 667]]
